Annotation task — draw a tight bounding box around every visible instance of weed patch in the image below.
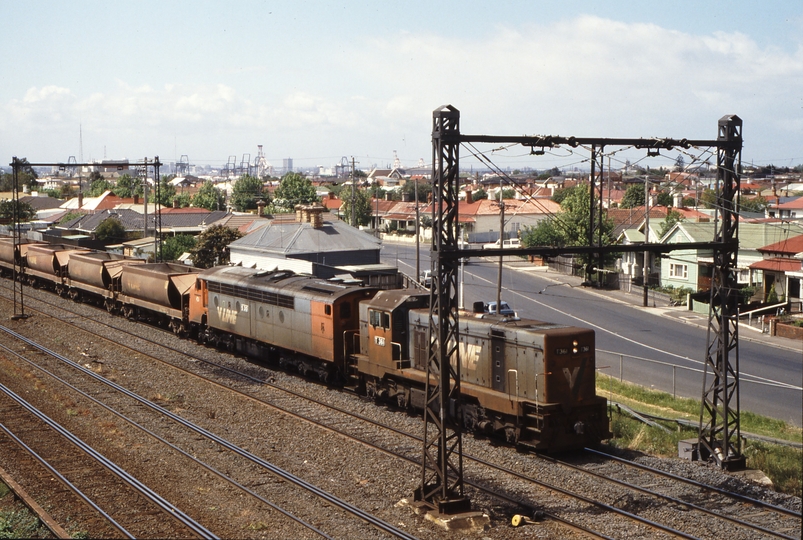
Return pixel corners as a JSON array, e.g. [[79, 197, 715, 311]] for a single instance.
[[598, 374, 802, 495]]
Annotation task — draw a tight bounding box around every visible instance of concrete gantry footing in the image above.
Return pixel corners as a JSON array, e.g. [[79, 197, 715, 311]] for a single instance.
[[397, 498, 490, 532]]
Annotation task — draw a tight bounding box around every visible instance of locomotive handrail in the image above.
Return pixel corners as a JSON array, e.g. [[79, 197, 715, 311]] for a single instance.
[[391, 341, 402, 362], [343, 329, 359, 359]]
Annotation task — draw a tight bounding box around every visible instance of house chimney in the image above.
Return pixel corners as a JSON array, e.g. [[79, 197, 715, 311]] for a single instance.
[[465, 189, 473, 204], [310, 207, 324, 229], [133, 194, 139, 204], [256, 199, 266, 216], [173, 198, 179, 208], [295, 204, 304, 222], [328, 192, 335, 200]]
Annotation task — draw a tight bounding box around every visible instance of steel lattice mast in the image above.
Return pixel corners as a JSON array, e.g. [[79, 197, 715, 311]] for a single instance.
[[415, 105, 471, 514], [699, 115, 745, 470]]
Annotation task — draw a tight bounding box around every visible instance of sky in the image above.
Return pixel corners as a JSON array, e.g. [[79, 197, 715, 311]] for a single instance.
[[1, 1, 801, 173]]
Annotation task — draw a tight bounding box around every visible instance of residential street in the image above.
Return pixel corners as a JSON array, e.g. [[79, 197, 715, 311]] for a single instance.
[[381, 240, 803, 427]]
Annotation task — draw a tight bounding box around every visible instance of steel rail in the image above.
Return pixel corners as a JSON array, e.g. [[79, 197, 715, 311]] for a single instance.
[[0, 340, 334, 539], [0, 421, 134, 539], [0, 380, 217, 540], [0, 324, 419, 540], [533, 451, 796, 539], [584, 447, 800, 518]]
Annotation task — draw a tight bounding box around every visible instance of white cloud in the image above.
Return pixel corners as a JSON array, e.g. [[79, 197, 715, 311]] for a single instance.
[[1, 15, 801, 165]]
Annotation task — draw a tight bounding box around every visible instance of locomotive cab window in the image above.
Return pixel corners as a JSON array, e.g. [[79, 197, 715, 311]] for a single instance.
[[369, 309, 390, 329], [324, 304, 331, 316]]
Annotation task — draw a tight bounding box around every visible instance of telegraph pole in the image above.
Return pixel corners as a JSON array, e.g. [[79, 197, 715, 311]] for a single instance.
[[350, 157, 356, 227], [643, 177, 650, 307], [496, 198, 504, 310], [415, 176, 420, 283]]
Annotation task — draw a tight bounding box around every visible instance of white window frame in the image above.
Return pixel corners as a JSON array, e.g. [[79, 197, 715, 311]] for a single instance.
[[669, 263, 688, 279]]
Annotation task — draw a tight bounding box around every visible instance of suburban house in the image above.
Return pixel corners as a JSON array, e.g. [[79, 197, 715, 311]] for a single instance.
[[750, 234, 803, 306], [767, 195, 803, 220], [615, 206, 711, 285], [659, 221, 803, 299], [228, 205, 399, 287]]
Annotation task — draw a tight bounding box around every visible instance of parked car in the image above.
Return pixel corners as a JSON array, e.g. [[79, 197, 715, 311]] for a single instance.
[[482, 238, 521, 250], [484, 301, 516, 316], [420, 269, 432, 288]]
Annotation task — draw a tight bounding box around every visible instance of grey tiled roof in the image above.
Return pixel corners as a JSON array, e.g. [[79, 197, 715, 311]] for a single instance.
[[230, 219, 381, 255]]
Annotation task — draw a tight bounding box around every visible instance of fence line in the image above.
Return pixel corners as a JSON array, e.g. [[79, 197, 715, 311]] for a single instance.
[[596, 349, 801, 400]]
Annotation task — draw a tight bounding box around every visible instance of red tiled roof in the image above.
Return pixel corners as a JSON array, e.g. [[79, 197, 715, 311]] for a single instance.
[[776, 196, 803, 209], [749, 258, 802, 272], [758, 234, 803, 255]]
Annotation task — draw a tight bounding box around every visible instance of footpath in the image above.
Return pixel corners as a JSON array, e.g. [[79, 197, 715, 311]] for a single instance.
[[504, 260, 802, 352]]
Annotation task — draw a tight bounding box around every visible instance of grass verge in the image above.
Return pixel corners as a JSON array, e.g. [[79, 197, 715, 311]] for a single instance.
[[597, 374, 802, 496]]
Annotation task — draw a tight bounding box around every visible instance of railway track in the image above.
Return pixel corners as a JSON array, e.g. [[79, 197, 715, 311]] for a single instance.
[[0, 323, 418, 540], [0, 380, 215, 539], [1, 284, 800, 539]]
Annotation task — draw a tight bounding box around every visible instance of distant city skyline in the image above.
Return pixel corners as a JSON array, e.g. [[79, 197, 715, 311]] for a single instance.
[[1, 1, 801, 172]]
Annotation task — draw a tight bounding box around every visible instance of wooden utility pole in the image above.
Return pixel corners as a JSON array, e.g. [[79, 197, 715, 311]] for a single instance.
[[496, 199, 505, 310]]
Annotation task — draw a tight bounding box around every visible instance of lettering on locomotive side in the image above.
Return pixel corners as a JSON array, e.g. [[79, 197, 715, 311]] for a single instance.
[[457, 341, 481, 372], [374, 336, 386, 347]]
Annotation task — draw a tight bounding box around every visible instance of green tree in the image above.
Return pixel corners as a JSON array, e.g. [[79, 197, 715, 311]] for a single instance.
[[192, 181, 226, 211], [551, 186, 573, 204], [657, 191, 673, 207], [94, 217, 127, 242], [273, 172, 318, 209], [230, 175, 266, 212], [497, 188, 516, 200], [59, 183, 77, 199], [399, 179, 432, 202], [739, 195, 768, 213], [161, 234, 197, 261], [471, 187, 487, 201], [341, 188, 373, 226], [88, 175, 113, 197], [521, 219, 564, 247], [700, 188, 717, 210], [190, 225, 243, 268], [658, 209, 685, 238], [173, 193, 192, 208], [113, 174, 143, 198], [154, 177, 177, 207], [620, 184, 645, 208], [14, 158, 39, 190], [555, 185, 615, 270], [0, 200, 36, 222]]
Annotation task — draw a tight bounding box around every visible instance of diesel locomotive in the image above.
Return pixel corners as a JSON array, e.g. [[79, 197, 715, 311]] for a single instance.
[[0, 238, 611, 452]]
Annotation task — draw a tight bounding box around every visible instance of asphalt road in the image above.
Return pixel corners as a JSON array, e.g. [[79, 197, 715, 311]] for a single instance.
[[381, 241, 803, 427]]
